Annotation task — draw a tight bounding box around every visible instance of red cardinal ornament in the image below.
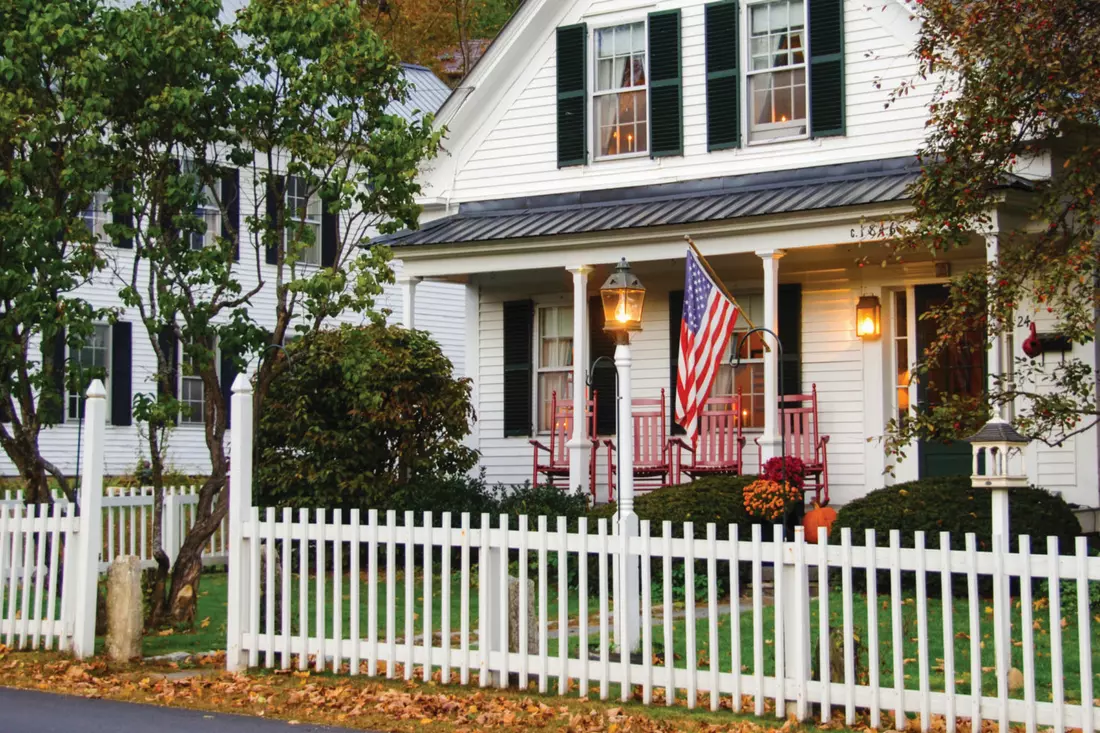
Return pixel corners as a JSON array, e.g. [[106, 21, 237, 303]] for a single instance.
[[1022, 322, 1042, 358]]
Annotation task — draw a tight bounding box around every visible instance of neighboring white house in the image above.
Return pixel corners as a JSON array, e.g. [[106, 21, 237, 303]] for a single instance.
[[379, 0, 1100, 508], [0, 63, 465, 478]]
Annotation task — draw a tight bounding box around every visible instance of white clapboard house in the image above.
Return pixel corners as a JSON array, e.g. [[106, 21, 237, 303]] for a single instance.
[[0, 63, 465, 478], [378, 0, 1100, 509]]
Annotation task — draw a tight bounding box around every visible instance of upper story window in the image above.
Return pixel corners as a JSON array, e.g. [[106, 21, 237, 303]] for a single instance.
[[68, 324, 110, 421], [81, 192, 111, 243], [747, 0, 807, 143], [191, 181, 222, 250], [180, 336, 212, 425], [285, 175, 322, 265], [593, 23, 648, 159]]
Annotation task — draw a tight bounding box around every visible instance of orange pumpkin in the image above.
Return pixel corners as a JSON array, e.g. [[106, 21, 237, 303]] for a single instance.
[[803, 501, 837, 543]]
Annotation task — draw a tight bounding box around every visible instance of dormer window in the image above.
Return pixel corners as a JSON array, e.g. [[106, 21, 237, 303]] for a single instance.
[[593, 23, 648, 159], [747, 0, 807, 143]]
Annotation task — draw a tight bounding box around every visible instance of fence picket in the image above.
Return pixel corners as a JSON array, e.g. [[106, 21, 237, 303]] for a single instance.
[[751, 523, 763, 717], [818, 527, 831, 723], [938, 532, 955, 733], [914, 531, 930, 732], [315, 508, 327, 674], [597, 518, 610, 701], [442, 511, 453, 685], [579, 517, 590, 699], [350, 508, 361, 677], [841, 528, 855, 725], [264, 507, 276, 669], [0, 508, 10, 644], [387, 510, 398, 679], [4, 506, 20, 648], [707, 523, 719, 712], [18, 504, 35, 649], [280, 508, 291, 671], [1075, 537, 1094, 733], [478, 513, 489, 688], [1019, 535, 1035, 733], [248, 507, 261, 669], [297, 508, 308, 672], [889, 529, 904, 730], [965, 534, 982, 730], [422, 511, 433, 684], [497, 513, 509, 689], [518, 514, 528, 689], [537, 515, 548, 695], [866, 529, 881, 730], [730, 524, 742, 713], [556, 515, 568, 696], [460, 512, 471, 686], [367, 509, 378, 677], [685, 521, 697, 709], [1047, 536, 1065, 733], [405, 510, 415, 681], [661, 520, 674, 707], [31, 504, 48, 649], [992, 531, 1009, 733], [333, 509, 344, 674], [773, 524, 785, 719], [641, 519, 654, 705]]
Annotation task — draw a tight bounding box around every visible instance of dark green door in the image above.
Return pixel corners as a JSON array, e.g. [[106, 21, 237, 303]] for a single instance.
[[915, 284, 986, 478]]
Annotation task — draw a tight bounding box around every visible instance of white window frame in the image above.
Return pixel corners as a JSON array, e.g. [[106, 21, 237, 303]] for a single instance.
[[714, 294, 766, 429], [81, 191, 111, 244], [892, 287, 918, 425], [534, 303, 575, 434], [67, 324, 111, 422], [191, 179, 222, 251], [285, 175, 322, 266], [590, 19, 651, 161], [743, 0, 809, 145], [179, 337, 216, 425]]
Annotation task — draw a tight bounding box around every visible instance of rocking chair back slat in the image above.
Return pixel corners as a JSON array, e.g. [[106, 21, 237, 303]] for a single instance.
[[673, 393, 745, 482], [531, 391, 602, 498], [604, 388, 673, 500], [764, 384, 830, 504]]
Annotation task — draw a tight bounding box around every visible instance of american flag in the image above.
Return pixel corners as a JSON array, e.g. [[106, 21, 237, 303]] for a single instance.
[[675, 248, 740, 440]]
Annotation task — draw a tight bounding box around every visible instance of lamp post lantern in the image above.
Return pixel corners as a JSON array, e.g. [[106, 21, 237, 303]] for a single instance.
[[600, 257, 646, 660]]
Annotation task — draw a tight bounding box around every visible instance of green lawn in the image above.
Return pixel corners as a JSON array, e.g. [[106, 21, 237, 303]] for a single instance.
[[143, 570, 1100, 706]]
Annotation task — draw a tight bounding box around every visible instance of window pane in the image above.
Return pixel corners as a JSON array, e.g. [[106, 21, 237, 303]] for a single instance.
[[538, 373, 572, 432], [751, 4, 769, 34], [598, 58, 613, 90], [631, 56, 646, 86], [632, 23, 645, 53]]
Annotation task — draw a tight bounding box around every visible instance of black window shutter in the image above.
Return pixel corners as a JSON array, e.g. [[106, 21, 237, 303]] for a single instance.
[[502, 300, 534, 437], [778, 284, 802, 397], [220, 349, 238, 428], [556, 24, 588, 168], [705, 1, 741, 150], [113, 179, 134, 248], [588, 295, 617, 436], [221, 168, 240, 261], [45, 328, 66, 424], [809, 0, 845, 137], [668, 289, 686, 436], [648, 10, 683, 158], [157, 326, 179, 400], [265, 175, 285, 265], [321, 194, 338, 268], [110, 322, 132, 426]]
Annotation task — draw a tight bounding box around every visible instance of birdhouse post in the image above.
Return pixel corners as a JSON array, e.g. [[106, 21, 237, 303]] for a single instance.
[[966, 417, 1030, 553]]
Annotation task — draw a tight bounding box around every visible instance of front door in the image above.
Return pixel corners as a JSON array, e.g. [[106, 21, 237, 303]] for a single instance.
[[915, 284, 986, 478]]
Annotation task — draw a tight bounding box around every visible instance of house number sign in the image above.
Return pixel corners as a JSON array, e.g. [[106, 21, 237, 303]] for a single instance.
[[849, 221, 900, 240]]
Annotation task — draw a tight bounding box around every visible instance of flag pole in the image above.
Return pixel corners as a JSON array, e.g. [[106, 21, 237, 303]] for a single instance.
[[684, 235, 758, 331]]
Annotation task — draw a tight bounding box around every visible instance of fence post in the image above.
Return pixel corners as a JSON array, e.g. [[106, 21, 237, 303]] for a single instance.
[[779, 527, 811, 720], [71, 380, 106, 659], [226, 374, 254, 672]]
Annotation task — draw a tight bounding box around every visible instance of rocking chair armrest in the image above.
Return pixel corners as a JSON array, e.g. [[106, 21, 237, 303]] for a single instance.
[[669, 437, 695, 454], [529, 439, 551, 453], [737, 436, 747, 447], [819, 435, 831, 445], [603, 438, 617, 451]]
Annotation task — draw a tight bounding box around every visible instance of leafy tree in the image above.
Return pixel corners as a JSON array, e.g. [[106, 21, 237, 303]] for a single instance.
[[0, 0, 114, 504], [255, 324, 477, 511], [883, 0, 1100, 460]]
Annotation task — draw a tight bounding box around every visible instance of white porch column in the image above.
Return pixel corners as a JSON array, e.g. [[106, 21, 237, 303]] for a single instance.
[[985, 232, 1004, 419], [757, 249, 786, 462], [566, 266, 592, 495], [399, 276, 421, 329]]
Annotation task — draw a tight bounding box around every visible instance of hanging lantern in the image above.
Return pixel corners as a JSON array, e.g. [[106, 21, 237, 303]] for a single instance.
[[855, 294, 882, 339], [600, 258, 646, 333]]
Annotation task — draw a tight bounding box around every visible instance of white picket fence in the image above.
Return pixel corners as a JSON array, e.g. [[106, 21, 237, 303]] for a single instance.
[[1, 486, 229, 573], [223, 376, 1100, 732]]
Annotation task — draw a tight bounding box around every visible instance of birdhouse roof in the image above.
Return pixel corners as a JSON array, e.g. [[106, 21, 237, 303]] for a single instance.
[[966, 419, 1029, 445]]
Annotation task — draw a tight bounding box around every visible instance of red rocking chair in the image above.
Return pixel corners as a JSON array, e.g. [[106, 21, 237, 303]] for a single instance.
[[604, 388, 673, 503], [672, 392, 746, 484], [755, 383, 831, 504], [529, 390, 600, 500]]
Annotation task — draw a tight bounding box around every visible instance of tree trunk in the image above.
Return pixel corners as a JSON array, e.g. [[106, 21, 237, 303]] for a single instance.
[[166, 500, 226, 624]]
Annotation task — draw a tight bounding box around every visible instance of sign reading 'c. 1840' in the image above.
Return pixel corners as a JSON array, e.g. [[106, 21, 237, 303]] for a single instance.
[[849, 221, 901, 240]]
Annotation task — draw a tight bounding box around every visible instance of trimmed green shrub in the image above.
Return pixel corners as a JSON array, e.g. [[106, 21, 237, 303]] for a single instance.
[[831, 476, 1081, 551], [497, 482, 589, 525]]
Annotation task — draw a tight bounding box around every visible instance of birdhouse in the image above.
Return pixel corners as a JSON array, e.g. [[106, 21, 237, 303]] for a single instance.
[[966, 417, 1030, 490]]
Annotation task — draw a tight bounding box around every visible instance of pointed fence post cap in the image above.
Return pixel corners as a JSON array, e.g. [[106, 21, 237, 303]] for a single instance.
[[231, 373, 253, 394], [85, 379, 107, 399]]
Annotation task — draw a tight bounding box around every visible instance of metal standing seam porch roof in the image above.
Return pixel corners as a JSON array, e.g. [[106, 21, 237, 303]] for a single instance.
[[376, 157, 1033, 249]]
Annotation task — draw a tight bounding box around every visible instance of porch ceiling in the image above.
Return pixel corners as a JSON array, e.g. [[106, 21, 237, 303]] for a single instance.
[[378, 157, 1031, 251]]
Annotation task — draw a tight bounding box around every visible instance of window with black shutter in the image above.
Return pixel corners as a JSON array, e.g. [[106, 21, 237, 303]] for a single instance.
[[264, 175, 285, 265], [648, 10, 683, 158], [112, 180, 134, 248], [588, 295, 617, 436], [778, 284, 802, 397], [321, 194, 338, 268], [502, 300, 534, 437], [221, 168, 240, 261], [705, 1, 741, 150], [556, 25, 588, 167], [668, 289, 686, 436], [220, 348, 238, 428], [111, 322, 132, 426]]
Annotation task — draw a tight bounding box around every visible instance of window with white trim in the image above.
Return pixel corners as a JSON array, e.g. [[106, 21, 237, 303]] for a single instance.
[[81, 191, 111, 243], [191, 180, 221, 250], [712, 295, 765, 427], [893, 290, 913, 424], [179, 337, 212, 425], [536, 305, 574, 432], [746, 0, 807, 143], [593, 22, 648, 158], [67, 324, 110, 421], [285, 175, 322, 265]]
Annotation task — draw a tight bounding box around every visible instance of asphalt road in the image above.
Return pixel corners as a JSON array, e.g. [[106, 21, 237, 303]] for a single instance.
[[0, 687, 362, 733]]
